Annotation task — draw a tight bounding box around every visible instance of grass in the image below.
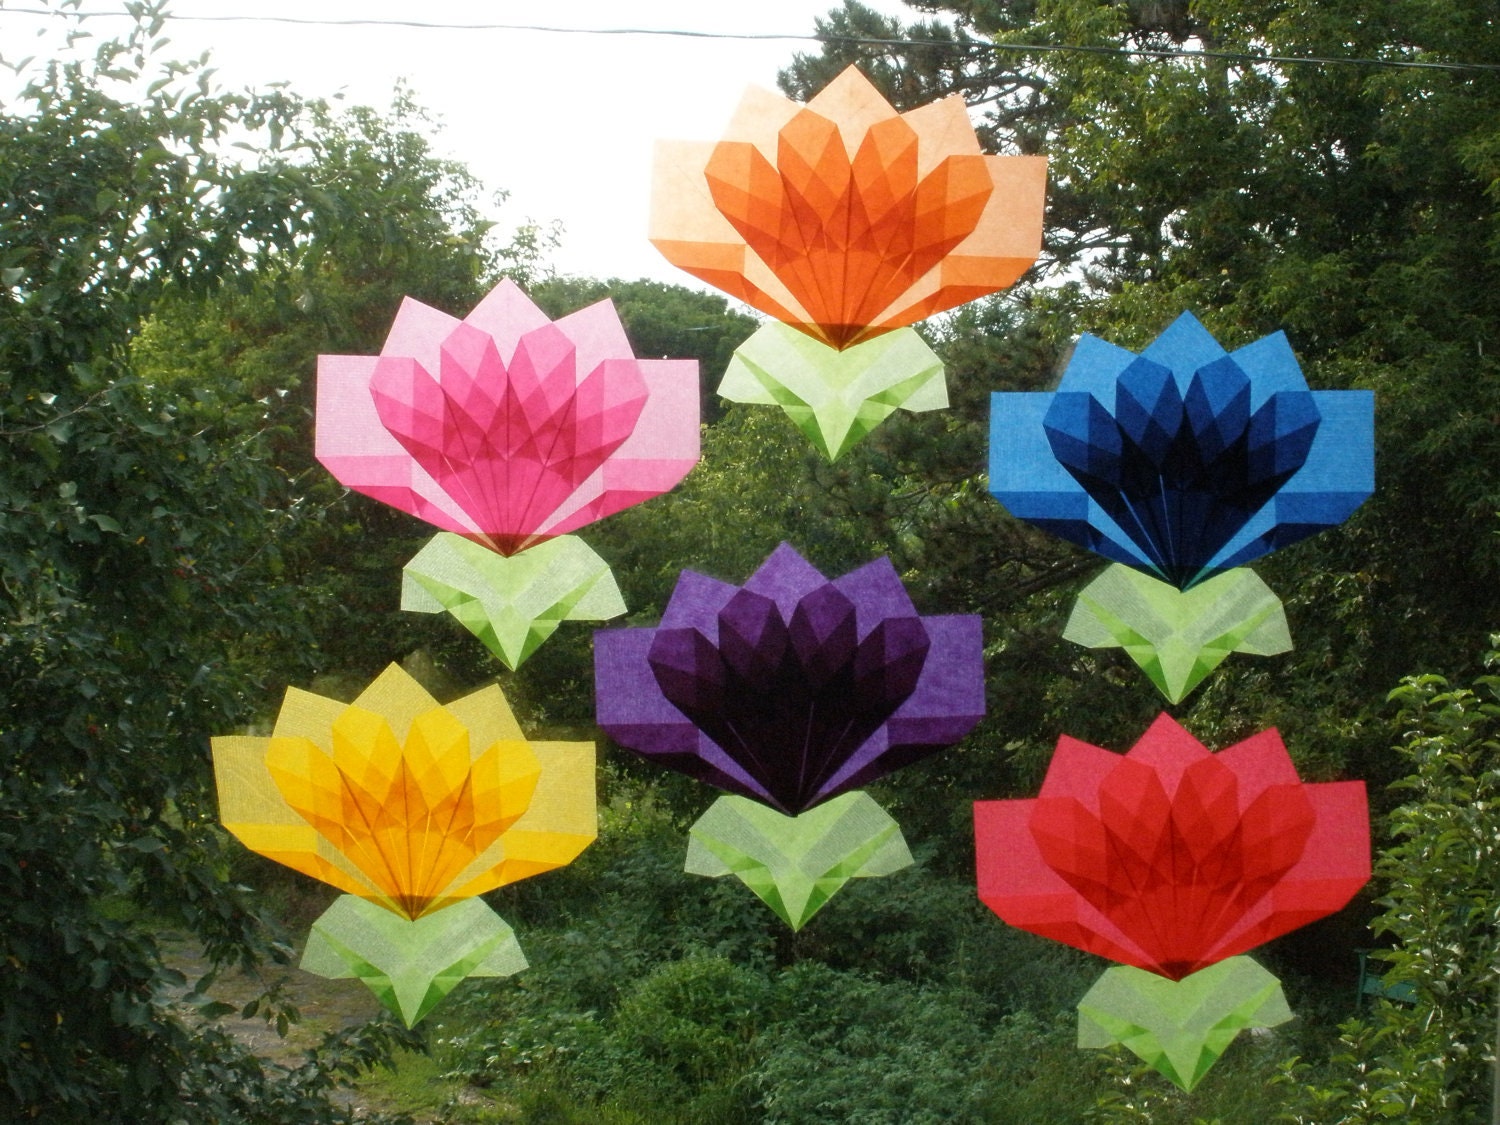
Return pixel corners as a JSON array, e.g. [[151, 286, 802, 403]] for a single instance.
[[356, 1047, 513, 1123]]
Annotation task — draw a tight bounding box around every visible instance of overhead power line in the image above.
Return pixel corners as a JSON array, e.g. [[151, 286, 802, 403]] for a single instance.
[[975, 36, 1500, 73], [3, 6, 1499, 74]]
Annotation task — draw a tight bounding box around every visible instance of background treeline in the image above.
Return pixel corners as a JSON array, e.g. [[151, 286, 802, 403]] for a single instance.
[[2, 0, 1499, 1120]]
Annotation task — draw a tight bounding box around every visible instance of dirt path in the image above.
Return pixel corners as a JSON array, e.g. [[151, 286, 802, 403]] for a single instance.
[[162, 929, 383, 1061], [159, 928, 508, 1122], [160, 928, 416, 1119]]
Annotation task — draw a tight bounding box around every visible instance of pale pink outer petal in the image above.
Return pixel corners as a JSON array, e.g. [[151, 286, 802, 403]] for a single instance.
[[552, 298, 635, 375], [450, 279, 552, 365], [378, 295, 462, 369], [534, 358, 701, 538], [317, 293, 480, 531], [372, 278, 552, 377], [314, 353, 480, 535]]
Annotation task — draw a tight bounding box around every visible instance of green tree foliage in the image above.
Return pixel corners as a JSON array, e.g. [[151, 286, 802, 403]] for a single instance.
[[448, 787, 1320, 1123], [132, 91, 560, 687], [1274, 649, 1500, 1123], [529, 277, 757, 425], [0, 8, 519, 1116]]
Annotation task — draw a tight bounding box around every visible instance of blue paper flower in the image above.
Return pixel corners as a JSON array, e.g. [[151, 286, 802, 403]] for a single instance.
[[989, 312, 1373, 589]]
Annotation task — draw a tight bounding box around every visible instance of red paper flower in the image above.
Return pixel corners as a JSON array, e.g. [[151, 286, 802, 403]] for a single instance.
[[975, 714, 1368, 979]]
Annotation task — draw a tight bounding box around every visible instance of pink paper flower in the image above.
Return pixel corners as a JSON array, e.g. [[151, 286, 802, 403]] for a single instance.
[[316, 280, 699, 555]]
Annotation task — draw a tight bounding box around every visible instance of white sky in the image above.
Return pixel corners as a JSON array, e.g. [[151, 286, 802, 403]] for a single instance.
[[3, 0, 921, 285]]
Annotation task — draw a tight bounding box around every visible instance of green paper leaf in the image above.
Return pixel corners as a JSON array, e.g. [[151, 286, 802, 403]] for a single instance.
[[401, 532, 626, 669], [1077, 956, 1292, 1091], [685, 791, 913, 930], [719, 322, 945, 460], [301, 895, 528, 1027], [1063, 564, 1291, 702]]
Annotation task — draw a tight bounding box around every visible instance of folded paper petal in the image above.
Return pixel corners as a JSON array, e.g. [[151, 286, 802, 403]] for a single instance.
[[317, 279, 699, 555], [213, 664, 597, 919], [685, 791, 912, 930], [302, 894, 527, 1027], [1077, 956, 1291, 1091], [652, 66, 1045, 350], [1063, 564, 1291, 702], [595, 543, 984, 815], [402, 532, 626, 670], [989, 312, 1374, 588], [975, 713, 1369, 979], [719, 322, 945, 460]]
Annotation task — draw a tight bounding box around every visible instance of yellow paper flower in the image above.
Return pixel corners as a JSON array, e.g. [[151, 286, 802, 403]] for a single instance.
[[213, 664, 595, 919]]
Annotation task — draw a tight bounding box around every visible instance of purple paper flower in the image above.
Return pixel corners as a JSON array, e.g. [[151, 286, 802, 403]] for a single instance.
[[594, 544, 984, 815]]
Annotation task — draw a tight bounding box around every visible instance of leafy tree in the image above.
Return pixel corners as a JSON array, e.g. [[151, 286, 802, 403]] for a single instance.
[[529, 276, 757, 425], [131, 91, 557, 689], [0, 6, 527, 1116], [1277, 646, 1500, 1123], [780, 0, 1048, 152]]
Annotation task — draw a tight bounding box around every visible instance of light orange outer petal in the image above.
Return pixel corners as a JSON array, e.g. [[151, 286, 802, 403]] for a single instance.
[[649, 67, 1047, 349]]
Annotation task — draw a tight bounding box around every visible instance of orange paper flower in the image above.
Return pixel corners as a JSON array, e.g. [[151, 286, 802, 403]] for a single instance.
[[213, 665, 596, 919], [652, 66, 1046, 349]]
